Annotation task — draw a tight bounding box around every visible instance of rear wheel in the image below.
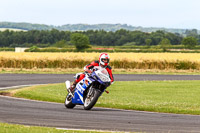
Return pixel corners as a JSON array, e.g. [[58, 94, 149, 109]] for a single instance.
[[84, 88, 101, 110], [64, 94, 76, 109]]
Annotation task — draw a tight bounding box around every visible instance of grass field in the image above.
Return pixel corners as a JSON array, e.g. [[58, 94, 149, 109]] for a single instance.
[[0, 123, 119, 133], [3, 80, 200, 115]]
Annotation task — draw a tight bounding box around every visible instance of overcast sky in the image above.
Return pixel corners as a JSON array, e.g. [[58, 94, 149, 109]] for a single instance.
[[0, 0, 200, 29]]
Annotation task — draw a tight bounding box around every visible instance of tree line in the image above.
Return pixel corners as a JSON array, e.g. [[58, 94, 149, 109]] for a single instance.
[[0, 29, 199, 48], [1, 22, 194, 34]]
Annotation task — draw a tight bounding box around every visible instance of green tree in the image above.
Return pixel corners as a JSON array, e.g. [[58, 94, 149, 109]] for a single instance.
[[149, 31, 165, 45], [159, 38, 171, 46], [185, 29, 198, 38], [70, 33, 91, 51], [182, 36, 198, 49], [165, 32, 182, 45], [55, 40, 68, 48], [145, 39, 152, 46], [159, 38, 171, 52]]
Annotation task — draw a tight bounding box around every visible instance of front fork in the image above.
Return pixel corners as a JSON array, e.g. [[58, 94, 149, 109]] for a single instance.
[[65, 80, 74, 96]]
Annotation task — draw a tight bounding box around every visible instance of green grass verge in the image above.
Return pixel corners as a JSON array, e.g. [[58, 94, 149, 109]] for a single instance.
[[4, 81, 200, 115], [1, 68, 200, 75], [0, 122, 119, 133]]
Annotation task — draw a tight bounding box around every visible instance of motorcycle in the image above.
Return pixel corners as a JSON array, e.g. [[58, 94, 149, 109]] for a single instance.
[[64, 66, 111, 110]]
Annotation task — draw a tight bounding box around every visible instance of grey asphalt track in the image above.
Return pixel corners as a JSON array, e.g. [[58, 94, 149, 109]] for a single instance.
[[1, 73, 200, 88], [1, 96, 200, 133], [1, 74, 200, 132]]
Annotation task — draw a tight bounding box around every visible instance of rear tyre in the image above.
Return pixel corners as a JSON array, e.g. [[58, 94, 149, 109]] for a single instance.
[[84, 89, 101, 110], [64, 94, 76, 109]]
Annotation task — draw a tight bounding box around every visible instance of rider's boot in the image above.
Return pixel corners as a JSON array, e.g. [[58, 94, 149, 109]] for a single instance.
[[68, 81, 77, 94]]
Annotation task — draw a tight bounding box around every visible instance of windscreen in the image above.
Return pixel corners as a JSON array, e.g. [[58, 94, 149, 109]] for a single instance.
[[93, 66, 109, 76]]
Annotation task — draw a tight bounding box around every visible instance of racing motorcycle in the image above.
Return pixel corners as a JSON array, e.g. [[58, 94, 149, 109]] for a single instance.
[[64, 66, 111, 110]]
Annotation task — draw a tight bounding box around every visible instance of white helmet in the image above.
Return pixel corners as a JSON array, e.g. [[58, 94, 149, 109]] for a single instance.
[[99, 53, 110, 67]]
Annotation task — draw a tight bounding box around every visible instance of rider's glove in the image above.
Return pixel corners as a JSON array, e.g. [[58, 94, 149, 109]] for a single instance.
[[85, 69, 92, 74]]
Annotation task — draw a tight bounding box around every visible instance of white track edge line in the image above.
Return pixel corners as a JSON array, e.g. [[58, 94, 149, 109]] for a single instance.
[[0, 84, 198, 116], [0, 84, 48, 90], [56, 127, 129, 133]]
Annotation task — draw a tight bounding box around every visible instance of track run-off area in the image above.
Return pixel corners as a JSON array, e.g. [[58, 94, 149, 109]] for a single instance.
[[1, 74, 200, 132]]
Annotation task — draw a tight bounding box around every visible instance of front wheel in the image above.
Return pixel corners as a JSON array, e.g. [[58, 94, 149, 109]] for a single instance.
[[64, 94, 76, 109], [84, 88, 101, 110]]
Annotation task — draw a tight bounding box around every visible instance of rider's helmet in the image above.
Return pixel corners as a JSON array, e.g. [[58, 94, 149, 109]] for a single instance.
[[99, 53, 110, 67]]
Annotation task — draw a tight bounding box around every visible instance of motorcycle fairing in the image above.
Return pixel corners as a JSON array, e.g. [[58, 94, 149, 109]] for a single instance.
[[72, 78, 92, 104]]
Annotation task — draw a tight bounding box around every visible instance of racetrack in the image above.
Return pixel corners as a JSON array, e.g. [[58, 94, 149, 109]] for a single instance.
[[1, 74, 200, 132], [1, 96, 200, 133], [1, 73, 200, 88]]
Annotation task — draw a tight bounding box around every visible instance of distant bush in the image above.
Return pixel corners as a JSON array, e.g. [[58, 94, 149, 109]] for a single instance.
[[25, 47, 76, 52], [0, 47, 15, 51]]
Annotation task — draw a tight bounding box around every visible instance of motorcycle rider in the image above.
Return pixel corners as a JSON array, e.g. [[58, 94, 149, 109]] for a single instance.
[[68, 53, 114, 93]]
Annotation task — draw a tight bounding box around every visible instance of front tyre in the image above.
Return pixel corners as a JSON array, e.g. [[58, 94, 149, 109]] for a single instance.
[[84, 89, 101, 110], [64, 94, 76, 109]]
